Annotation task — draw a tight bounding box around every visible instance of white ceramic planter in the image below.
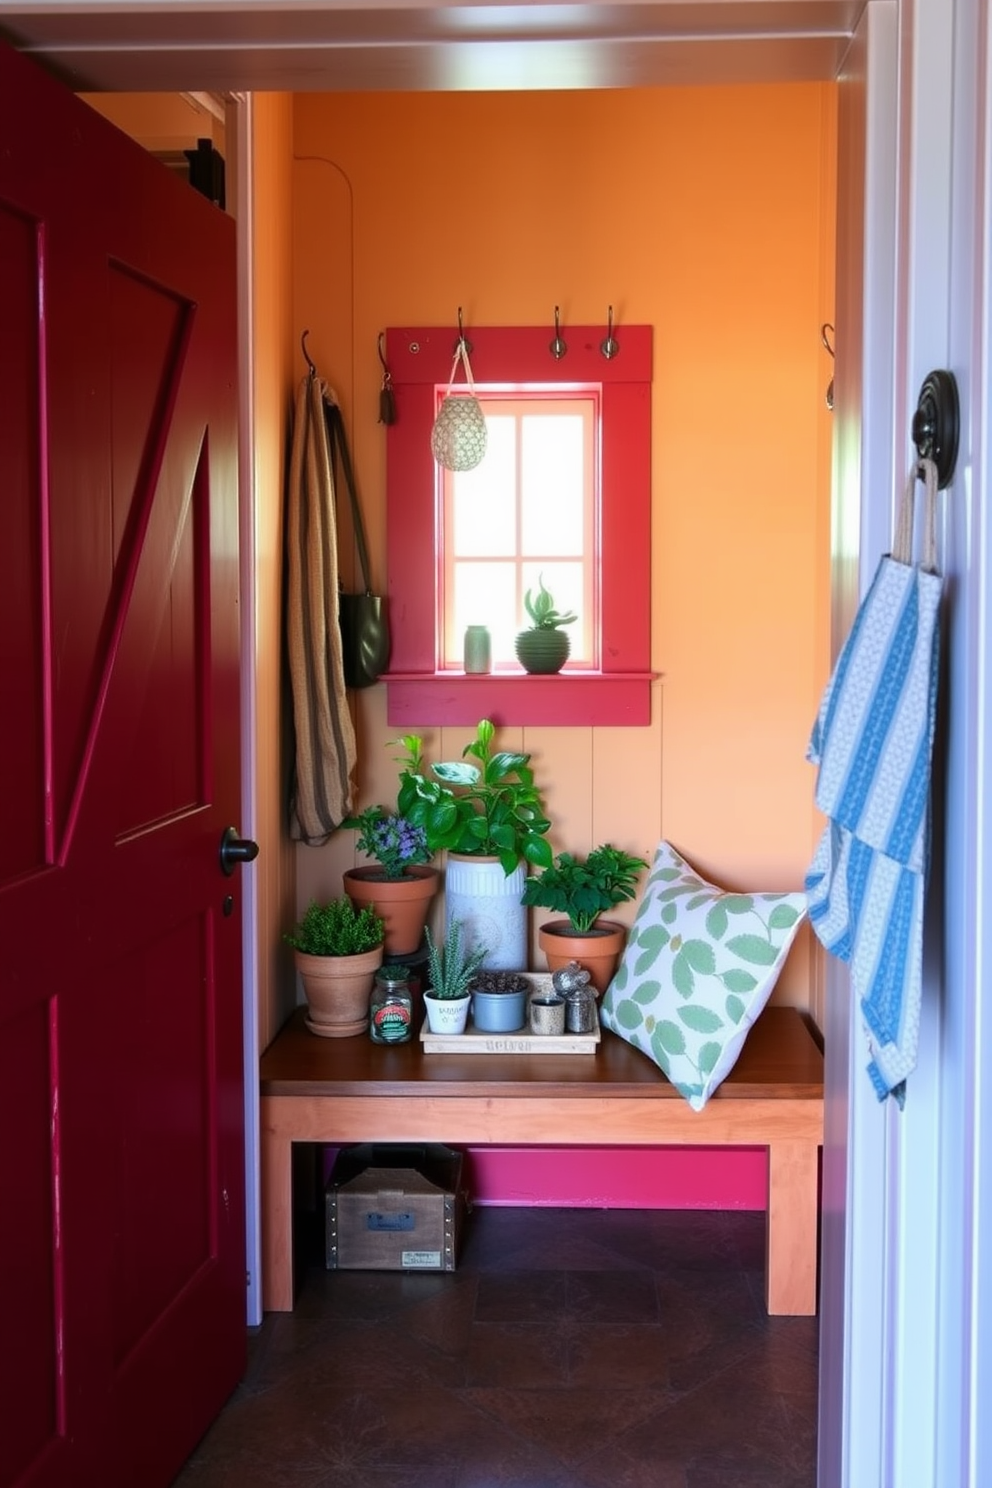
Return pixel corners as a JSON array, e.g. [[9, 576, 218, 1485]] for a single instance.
[[444, 853, 527, 971], [423, 991, 471, 1035]]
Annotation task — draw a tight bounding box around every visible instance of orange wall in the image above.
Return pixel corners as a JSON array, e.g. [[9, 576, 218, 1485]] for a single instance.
[[289, 84, 836, 1024]]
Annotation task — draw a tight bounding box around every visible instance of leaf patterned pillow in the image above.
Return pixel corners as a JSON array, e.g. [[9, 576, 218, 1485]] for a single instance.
[[600, 842, 807, 1110]]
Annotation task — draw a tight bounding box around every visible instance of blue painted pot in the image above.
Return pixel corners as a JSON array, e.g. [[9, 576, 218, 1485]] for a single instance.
[[470, 984, 528, 1033]]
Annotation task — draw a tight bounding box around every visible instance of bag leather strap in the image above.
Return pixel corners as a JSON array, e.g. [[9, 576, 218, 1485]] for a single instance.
[[324, 399, 374, 595]]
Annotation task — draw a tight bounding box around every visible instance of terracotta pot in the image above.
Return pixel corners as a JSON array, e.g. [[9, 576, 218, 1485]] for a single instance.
[[343, 865, 440, 956], [537, 919, 627, 995], [295, 945, 383, 1038]]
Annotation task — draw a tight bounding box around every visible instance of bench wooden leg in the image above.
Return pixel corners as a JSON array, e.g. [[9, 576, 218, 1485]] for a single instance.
[[766, 1140, 819, 1315], [260, 1119, 294, 1312]]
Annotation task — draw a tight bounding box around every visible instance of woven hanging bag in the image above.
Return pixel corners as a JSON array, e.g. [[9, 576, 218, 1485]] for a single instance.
[[431, 341, 488, 472]]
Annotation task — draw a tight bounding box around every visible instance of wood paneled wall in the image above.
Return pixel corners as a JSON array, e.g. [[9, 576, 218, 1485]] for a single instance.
[[289, 83, 837, 1029]]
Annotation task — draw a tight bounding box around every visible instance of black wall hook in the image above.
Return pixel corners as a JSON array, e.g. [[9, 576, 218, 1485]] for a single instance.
[[912, 369, 959, 489], [549, 306, 567, 360], [453, 306, 473, 357], [301, 329, 317, 378], [601, 305, 620, 360]]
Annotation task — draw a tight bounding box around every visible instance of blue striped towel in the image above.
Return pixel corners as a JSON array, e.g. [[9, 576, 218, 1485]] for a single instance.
[[805, 460, 942, 1103]]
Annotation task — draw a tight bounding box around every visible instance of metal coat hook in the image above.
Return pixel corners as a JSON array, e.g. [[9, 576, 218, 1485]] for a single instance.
[[549, 305, 567, 360], [821, 323, 835, 410], [601, 305, 620, 360], [453, 306, 473, 356], [912, 369, 960, 489], [377, 331, 396, 426], [301, 328, 317, 379]]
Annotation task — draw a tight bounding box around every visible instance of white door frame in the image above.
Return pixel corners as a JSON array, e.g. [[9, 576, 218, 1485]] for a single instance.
[[231, 91, 263, 1328], [823, 1, 992, 1483]]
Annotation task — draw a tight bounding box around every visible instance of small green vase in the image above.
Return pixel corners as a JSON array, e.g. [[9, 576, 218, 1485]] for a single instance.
[[514, 627, 570, 674]]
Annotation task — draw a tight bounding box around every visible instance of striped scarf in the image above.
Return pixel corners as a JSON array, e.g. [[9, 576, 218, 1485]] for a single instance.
[[286, 374, 357, 843]]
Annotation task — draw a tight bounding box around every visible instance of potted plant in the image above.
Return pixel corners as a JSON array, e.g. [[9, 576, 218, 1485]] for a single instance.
[[469, 969, 531, 1033], [514, 573, 577, 675], [522, 842, 648, 992], [394, 719, 553, 969], [284, 896, 385, 1038], [423, 919, 487, 1035], [342, 805, 439, 956]]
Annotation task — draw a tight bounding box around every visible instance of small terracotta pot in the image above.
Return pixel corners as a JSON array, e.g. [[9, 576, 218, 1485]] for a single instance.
[[537, 919, 627, 995], [295, 945, 383, 1038], [343, 865, 440, 956]]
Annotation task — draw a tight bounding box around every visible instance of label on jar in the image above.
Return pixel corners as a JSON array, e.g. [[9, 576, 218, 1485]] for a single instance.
[[371, 998, 412, 1043]]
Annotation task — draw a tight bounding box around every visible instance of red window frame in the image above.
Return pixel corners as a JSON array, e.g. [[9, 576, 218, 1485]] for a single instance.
[[384, 324, 653, 726]]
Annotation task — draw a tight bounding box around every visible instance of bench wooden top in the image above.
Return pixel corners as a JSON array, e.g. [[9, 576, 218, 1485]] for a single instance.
[[260, 1005, 823, 1102]]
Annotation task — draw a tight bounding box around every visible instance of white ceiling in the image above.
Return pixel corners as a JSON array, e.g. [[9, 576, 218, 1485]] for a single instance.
[[0, 1, 864, 92]]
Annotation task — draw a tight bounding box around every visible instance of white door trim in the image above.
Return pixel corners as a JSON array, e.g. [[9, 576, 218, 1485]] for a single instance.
[[829, 1, 992, 1484], [231, 90, 263, 1328]]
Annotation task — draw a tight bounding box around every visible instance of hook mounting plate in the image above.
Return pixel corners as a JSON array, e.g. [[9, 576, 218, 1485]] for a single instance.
[[912, 369, 959, 489]]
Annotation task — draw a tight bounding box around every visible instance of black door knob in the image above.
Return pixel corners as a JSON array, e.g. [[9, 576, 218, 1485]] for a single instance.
[[219, 826, 259, 876]]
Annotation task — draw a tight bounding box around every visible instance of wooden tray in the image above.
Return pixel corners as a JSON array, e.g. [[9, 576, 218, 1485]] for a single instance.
[[420, 974, 600, 1055]]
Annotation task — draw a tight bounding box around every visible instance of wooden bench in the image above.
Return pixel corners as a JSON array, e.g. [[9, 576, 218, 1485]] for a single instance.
[[259, 1004, 823, 1316]]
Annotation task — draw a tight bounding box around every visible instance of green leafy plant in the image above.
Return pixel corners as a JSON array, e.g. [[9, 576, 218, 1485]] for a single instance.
[[522, 573, 577, 631], [424, 920, 488, 1000], [344, 805, 432, 879], [376, 963, 412, 982], [521, 843, 649, 934], [284, 896, 384, 957], [393, 719, 553, 877]]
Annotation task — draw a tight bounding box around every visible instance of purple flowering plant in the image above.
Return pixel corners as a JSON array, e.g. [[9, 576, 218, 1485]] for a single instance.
[[348, 805, 432, 880]]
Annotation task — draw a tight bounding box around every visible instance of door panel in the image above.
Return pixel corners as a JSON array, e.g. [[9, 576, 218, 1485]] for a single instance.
[[0, 41, 245, 1488], [0, 200, 46, 885]]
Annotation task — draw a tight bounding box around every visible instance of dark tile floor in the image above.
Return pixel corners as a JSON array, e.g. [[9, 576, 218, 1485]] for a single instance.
[[173, 1206, 818, 1488]]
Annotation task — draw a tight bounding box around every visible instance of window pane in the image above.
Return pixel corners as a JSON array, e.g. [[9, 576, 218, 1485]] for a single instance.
[[451, 415, 516, 556], [521, 414, 586, 555], [446, 562, 516, 667], [441, 392, 597, 670]]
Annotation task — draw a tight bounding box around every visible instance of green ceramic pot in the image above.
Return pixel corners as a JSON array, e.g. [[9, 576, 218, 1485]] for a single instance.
[[514, 627, 570, 674]]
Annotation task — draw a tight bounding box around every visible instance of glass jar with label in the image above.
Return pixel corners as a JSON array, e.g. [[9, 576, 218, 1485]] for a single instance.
[[369, 965, 414, 1044]]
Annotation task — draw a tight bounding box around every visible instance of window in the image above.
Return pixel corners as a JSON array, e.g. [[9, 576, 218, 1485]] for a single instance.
[[385, 324, 653, 725], [443, 394, 597, 669]]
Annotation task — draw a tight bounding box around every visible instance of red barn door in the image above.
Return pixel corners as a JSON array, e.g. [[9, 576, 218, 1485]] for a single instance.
[[0, 42, 247, 1488]]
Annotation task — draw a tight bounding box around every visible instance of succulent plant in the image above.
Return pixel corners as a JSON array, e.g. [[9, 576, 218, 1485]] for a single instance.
[[522, 574, 577, 631], [424, 919, 488, 1000]]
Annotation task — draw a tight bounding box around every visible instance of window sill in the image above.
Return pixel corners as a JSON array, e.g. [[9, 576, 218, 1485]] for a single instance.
[[384, 671, 658, 727]]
